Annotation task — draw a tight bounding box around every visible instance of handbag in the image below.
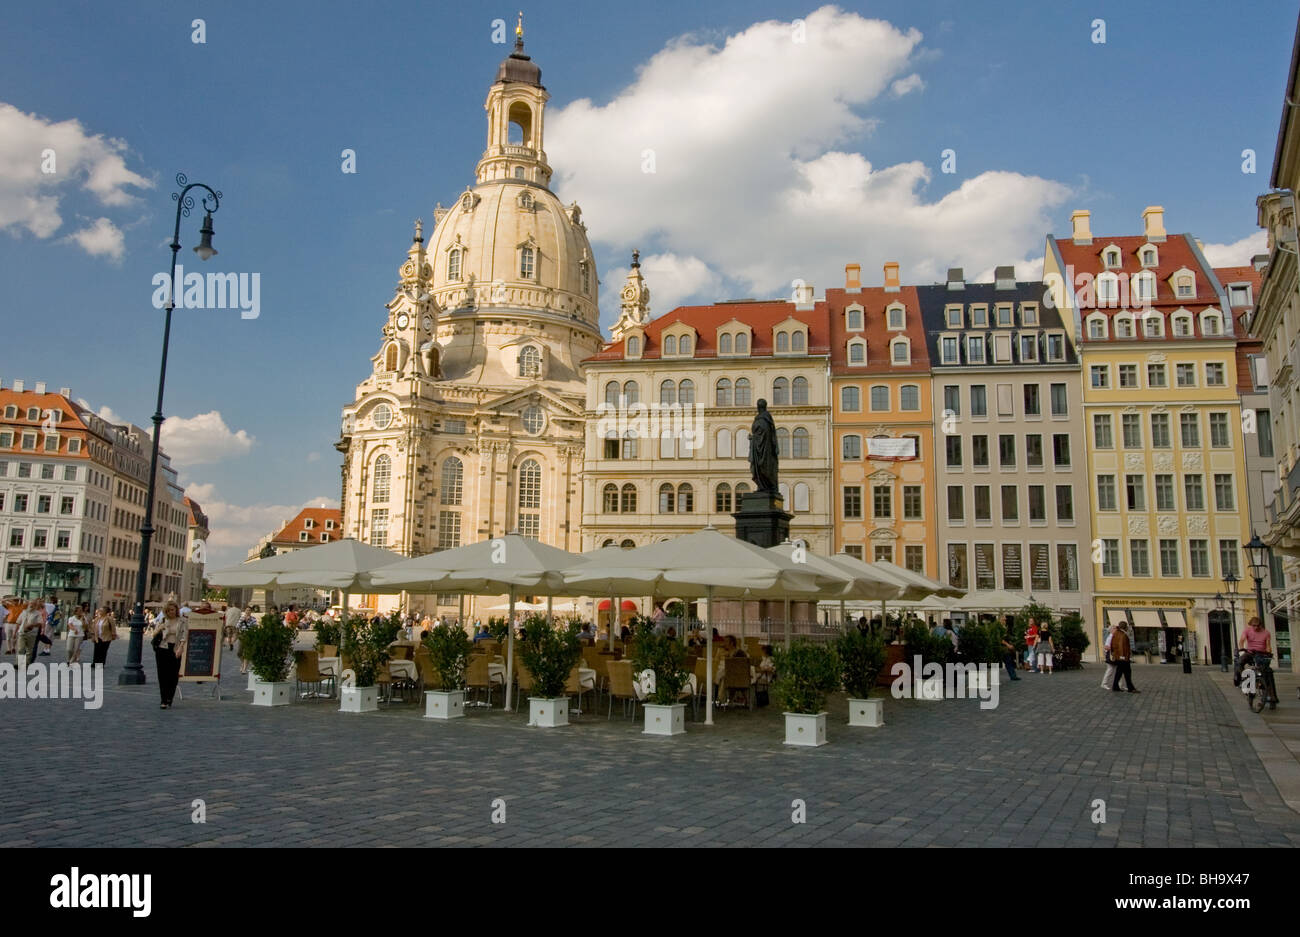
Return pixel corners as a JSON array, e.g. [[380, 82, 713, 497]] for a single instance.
[[150, 627, 164, 651]]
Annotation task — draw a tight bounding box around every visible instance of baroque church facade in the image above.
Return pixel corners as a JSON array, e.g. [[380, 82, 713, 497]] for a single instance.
[[338, 33, 621, 611]]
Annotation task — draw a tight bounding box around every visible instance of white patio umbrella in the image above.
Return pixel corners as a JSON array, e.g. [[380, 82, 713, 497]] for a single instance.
[[207, 538, 410, 641], [767, 542, 904, 648], [825, 553, 943, 631], [369, 533, 589, 711], [561, 527, 850, 726], [950, 588, 1033, 612]]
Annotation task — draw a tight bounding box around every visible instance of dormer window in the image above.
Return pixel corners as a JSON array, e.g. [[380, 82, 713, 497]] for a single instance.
[[1097, 273, 1119, 305], [891, 337, 911, 364], [679, 335, 692, 355], [625, 332, 642, 357], [1115, 315, 1135, 338], [735, 333, 749, 353], [996, 304, 1013, 327], [520, 246, 535, 279], [1019, 333, 1039, 362], [846, 306, 864, 331], [791, 331, 805, 352], [1133, 271, 1156, 303], [448, 248, 462, 280], [776, 332, 789, 353], [1141, 313, 1164, 338], [305, 518, 315, 529], [1228, 284, 1252, 307], [969, 305, 988, 327], [1045, 332, 1066, 362], [321, 533, 330, 542], [664, 335, 677, 356], [1172, 271, 1194, 298], [1087, 315, 1107, 339], [945, 305, 963, 329], [1201, 310, 1224, 336], [940, 335, 959, 364], [966, 334, 986, 364], [1141, 246, 1158, 267], [848, 339, 867, 365], [1020, 304, 1039, 326], [1171, 313, 1192, 337], [461, 194, 473, 211], [384, 343, 399, 371], [1104, 247, 1121, 268], [299, 531, 309, 542], [719, 333, 733, 354], [326, 519, 335, 530], [887, 304, 906, 330]]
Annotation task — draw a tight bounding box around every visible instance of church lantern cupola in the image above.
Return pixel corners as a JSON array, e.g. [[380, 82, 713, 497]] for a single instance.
[[477, 14, 552, 186]]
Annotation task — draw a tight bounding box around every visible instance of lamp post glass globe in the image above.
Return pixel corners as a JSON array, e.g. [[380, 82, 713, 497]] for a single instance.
[[193, 211, 217, 260]]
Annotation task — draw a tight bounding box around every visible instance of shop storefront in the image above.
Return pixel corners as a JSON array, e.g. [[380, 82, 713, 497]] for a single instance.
[[1098, 597, 1196, 665]]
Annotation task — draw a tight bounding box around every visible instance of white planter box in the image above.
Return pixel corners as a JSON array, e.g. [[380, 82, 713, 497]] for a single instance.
[[424, 689, 465, 720], [252, 681, 291, 707], [643, 702, 686, 736], [247, 672, 260, 691], [914, 676, 945, 700], [528, 696, 570, 728], [340, 685, 379, 713], [847, 697, 883, 727], [783, 711, 828, 747]]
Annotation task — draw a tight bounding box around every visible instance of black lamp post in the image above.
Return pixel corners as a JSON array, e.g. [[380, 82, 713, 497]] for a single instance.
[[1222, 573, 1240, 675], [1214, 592, 1226, 671], [118, 174, 221, 685], [1246, 532, 1270, 637]]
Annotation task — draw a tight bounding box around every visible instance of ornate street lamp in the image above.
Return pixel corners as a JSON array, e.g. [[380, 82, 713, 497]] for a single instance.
[[1215, 592, 1227, 672], [1246, 532, 1270, 639], [119, 174, 222, 685], [1222, 573, 1240, 675]]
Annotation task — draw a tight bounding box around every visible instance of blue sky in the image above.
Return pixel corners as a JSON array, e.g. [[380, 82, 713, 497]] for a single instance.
[[0, 0, 1293, 566]]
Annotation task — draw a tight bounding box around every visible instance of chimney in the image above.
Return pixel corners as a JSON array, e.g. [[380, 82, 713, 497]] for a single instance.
[[946, 268, 964, 291], [34, 381, 46, 395], [59, 387, 70, 397], [844, 264, 861, 291], [1142, 206, 1166, 242], [1071, 209, 1092, 244], [994, 265, 1016, 291], [13, 380, 23, 392], [883, 262, 900, 292]]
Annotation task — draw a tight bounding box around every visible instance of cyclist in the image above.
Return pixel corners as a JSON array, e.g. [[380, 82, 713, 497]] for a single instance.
[[1237, 616, 1275, 701]]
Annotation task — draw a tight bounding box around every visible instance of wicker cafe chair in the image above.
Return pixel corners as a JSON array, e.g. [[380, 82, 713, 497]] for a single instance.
[[389, 660, 419, 703], [294, 650, 335, 700], [513, 659, 536, 711], [722, 657, 754, 711], [466, 654, 500, 708], [606, 661, 640, 721], [415, 648, 440, 694], [565, 664, 594, 717]]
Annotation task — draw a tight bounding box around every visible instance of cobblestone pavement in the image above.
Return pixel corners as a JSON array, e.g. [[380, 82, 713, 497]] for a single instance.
[[2, 645, 1299, 847]]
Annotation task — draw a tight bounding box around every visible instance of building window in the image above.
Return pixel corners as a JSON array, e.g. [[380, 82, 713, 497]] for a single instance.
[[1205, 362, 1226, 386], [903, 486, 922, 520], [1184, 474, 1205, 511], [1025, 434, 1043, 467], [843, 486, 863, 519], [1125, 475, 1145, 511], [56, 530, 70, 550], [870, 386, 890, 411], [520, 246, 535, 278], [1050, 384, 1067, 416], [943, 385, 960, 416], [1001, 485, 1018, 521], [874, 545, 893, 563], [37, 495, 51, 514], [900, 385, 919, 411], [842, 435, 862, 460], [678, 380, 696, 405], [777, 428, 790, 459], [973, 486, 991, 521], [1209, 413, 1230, 447], [659, 380, 676, 405], [792, 377, 809, 405], [794, 482, 810, 512], [716, 379, 732, 407], [604, 381, 620, 406], [1121, 414, 1141, 448], [716, 483, 733, 514], [33, 530, 47, 549], [1052, 434, 1071, 466], [518, 345, 540, 377], [372, 454, 391, 503], [1175, 363, 1196, 387], [1145, 363, 1166, 387], [843, 545, 864, 561], [972, 435, 990, 467], [1097, 475, 1117, 511], [370, 509, 389, 547], [518, 459, 541, 513], [946, 486, 964, 522], [841, 386, 861, 412], [603, 484, 619, 513], [1189, 539, 1210, 577], [1101, 539, 1120, 576], [904, 545, 924, 573], [1024, 384, 1040, 416], [1150, 413, 1170, 448], [1130, 539, 1151, 576], [1259, 410, 1274, 457], [872, 485, 892, 519], [1179, 413, 1200, 448], [772, 377, 789, 405], [734, 378, 752, 407], [792, 427, 810, 459], [1155, 474, 1175, 512], [1214, 474, 1235, 512], [998, 434, 1016, 468], [659, 483, 675, 514], [1055, 486, 1073, 522], [1220, 540, 1240, 578], [945, 436, 962, 468], [448, 248, 461, 280], [970, 385, 987, 417], [1090, 365, 1109, 389], [677, 483, 694, 513]]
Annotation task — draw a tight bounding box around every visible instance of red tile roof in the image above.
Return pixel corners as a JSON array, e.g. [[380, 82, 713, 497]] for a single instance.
[[1216, 265, 1265, 395], [0, 389, 98, 459], [271, 507, 342, 546], [184, 496, 209, 530], [824, 286, 930, 374], [588, 300, 830, 361]]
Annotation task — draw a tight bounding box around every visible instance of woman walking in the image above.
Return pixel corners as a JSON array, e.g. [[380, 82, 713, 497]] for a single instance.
[[1036, 621, 1056, 674], [150, 602, 187, 709], [90, 607, 117, 666], [65, 605, 86, 662]]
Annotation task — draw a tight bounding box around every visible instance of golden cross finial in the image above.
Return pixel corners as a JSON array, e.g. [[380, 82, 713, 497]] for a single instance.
[[516, 11, 524, 41]]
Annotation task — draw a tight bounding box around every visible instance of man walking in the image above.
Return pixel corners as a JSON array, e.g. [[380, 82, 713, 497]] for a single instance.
[[999, 625, 1022, 682], [1101, 622, 1117, 690], [1111, 620, 1140, 693], [16, 599, 45, 665], [1025, 619, 1039, 672]]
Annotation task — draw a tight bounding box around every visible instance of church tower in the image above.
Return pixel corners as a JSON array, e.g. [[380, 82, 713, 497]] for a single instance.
[[339, 28, 603, 612]]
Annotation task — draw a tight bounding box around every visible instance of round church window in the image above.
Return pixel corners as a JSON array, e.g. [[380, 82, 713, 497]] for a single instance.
[[372, 404, 392, 429], [522, 406, 544, 434]]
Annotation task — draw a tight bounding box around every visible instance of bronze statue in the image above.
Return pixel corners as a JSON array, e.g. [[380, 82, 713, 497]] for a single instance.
[[749, 399, 778, 494]]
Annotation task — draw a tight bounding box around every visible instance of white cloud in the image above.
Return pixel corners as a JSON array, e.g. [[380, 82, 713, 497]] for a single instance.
[[184, 483, 340, 570], [95, 404, 125, 424], [601, 252, 725, 321], [1200, 230, 1268, 268], [890, 73, 925, 97], [550, 5, 1071, 305], [161, 411, 255, 467], [65, 217, 125, 261], [0, 101, 151, 255], [306, 451, 321, 463]]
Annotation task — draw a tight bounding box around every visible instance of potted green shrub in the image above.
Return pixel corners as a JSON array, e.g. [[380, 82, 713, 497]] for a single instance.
[[517, 618, 583, 727], [1055, 611, 1090, 670], [772, 640, 841, 747], [243, 612, 296, 707], [836, 629, 887, 727], [421, 622, 473, 720], [339, 614, 401, 713], [314, 616, 341, 655], [953, 621, 1001, 692], [630, 619, 689, 736], [901, 620, 952, 700]]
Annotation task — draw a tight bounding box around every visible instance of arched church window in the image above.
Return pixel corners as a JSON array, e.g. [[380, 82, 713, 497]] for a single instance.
[[448, 248, 461, 281], [440, 457, 463, 505], [603, 484, 619, 513], [372, 454, 391, 503], [515, 167, 526, 180], [520, 246, 535, 279], [518, 345, 540, 378], [384, 343, 398, 371]]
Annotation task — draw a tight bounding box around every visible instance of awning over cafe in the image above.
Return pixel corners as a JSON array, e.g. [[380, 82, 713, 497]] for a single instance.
[[1131, 610, 1163, 630], [1106, 609, 1130, 629], [1159, 610, 1188, 630]]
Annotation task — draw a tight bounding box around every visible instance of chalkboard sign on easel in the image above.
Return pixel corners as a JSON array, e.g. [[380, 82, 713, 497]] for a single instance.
[[180, 612, 223, 699]]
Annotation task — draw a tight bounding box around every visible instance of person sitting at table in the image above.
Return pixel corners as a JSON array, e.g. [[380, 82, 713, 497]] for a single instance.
[[579, 623, 595, 646], [714, 635, 750, 703], [712, 628, 724, 644], [665, 626, 678, 641], [619, 625, 631, 643], [755, 645, 776, 687], [473, 624, 491, 643]]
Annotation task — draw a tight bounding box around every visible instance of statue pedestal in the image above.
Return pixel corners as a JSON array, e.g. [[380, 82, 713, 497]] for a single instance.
[[733, 491, 793, 548]]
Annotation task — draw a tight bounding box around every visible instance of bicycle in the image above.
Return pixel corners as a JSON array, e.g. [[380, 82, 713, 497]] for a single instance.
[[1239, 651, 1278, 713]]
